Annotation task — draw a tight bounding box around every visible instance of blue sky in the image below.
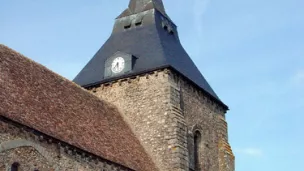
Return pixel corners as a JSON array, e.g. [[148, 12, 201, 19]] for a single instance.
[[1, 0, 303, 170]]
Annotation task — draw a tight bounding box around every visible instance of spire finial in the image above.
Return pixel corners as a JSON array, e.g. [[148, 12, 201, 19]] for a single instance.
[[118, 0, 167, 18], [129, 0, 165, 13]]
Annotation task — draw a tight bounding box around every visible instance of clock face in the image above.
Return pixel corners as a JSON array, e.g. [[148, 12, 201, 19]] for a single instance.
[[111, 57, 125, 73]]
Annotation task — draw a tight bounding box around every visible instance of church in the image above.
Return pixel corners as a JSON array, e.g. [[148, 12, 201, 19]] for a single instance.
[[0, 0, 234, 171]]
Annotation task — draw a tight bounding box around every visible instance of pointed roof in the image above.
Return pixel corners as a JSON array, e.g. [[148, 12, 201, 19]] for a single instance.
[[0, 44, 157, 171], [73, 0, 228, 109], [117, 0, 169, 19]]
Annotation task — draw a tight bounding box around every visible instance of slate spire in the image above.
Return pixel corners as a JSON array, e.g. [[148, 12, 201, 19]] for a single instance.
[[73, 0, 228, 109]]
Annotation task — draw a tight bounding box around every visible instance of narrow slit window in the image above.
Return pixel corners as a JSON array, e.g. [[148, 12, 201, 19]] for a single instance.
[[194, 131, 201, 170], [11, 162, 19, 171], [124, 25, 131, 29], [123, 19, 132, 29], [168, 25, 174, 35], [135, 22, 142, 26], [163, 25, 168, 31], [135, 15, 144, 26]]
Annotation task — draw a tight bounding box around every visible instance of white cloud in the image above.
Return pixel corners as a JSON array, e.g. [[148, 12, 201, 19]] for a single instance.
[[235, 148, 263, 157]]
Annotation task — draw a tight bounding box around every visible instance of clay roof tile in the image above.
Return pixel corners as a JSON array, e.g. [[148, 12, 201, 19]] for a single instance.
[[0, 44, 157, 171]]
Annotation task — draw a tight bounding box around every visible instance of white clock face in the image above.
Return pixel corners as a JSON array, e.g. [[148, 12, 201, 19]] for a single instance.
[[111, 57, 125, 73]]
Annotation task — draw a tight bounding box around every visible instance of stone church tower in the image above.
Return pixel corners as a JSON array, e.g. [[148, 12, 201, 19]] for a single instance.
[[74, 0, 235, 171]]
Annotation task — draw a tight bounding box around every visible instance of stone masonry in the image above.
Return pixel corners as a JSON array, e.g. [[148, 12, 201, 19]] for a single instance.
[[90, 68, 235, 171], [175, 72, 235, 171], [91, 69, 186, 171], [0, 117, 133, 171]]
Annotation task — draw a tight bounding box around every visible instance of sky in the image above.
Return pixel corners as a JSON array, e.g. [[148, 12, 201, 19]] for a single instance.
[[1, 0, 303, 170]]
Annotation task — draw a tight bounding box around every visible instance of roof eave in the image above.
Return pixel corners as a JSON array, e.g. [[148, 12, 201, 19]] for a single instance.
[[78, 66, 229, 111]]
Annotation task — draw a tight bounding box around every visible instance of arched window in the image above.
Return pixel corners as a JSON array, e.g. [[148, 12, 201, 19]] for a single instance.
[[11, 162, 19, 171], [194, 131, 201, 170]]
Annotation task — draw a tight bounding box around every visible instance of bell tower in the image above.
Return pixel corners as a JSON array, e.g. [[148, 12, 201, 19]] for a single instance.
[[74, 1, 235, 171]]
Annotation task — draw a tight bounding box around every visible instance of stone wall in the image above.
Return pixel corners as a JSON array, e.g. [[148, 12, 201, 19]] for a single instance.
[[91, 68, 234, 171], [90, 68, 234, 171], [0, 118, 132, 171], [91, 70, 189, 171], [169, 71, 234, 171]]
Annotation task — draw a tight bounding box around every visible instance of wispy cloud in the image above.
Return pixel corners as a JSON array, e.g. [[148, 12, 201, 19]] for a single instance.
[[292, 70, 304, 87], [235, 148, 264, 157], [193, 0, 211, 38], [191, 0, 211, 58], [290, 70, 304, 107]]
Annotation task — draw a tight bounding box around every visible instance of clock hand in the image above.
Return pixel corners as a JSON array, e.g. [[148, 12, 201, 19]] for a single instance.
[[115, 62, 118, 69]]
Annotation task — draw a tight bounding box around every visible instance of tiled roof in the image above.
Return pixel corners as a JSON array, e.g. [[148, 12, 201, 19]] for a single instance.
[[0, 44, 157, 171]]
